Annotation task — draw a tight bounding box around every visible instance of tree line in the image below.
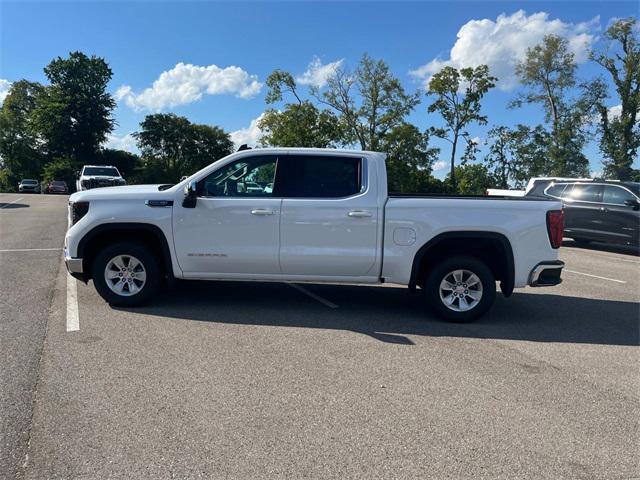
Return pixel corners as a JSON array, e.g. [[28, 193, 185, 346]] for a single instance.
[[0, 18, 638, 194]]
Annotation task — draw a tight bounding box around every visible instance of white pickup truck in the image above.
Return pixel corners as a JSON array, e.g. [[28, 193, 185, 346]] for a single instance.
[[64, 148, 565, 322]]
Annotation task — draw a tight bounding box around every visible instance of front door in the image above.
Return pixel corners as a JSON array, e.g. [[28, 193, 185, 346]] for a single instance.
[[173, 155, 282, 276], [601, 185, 640, 244], [278, 154, 379, 277]]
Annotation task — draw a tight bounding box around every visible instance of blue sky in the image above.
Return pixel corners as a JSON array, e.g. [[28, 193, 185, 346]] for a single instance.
[[1, 1, 638, 177]]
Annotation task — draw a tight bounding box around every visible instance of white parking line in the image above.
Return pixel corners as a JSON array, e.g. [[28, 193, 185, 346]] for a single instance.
[[288, 283, 339, 309], [564, 269, 626, 284], [66, 273, 79, 332], [0, 197, 24, 208], [0, 248, 62, 253]]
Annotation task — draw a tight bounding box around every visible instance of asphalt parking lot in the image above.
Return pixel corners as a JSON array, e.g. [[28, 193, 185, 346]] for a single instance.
[[1, 192, 639, 479]]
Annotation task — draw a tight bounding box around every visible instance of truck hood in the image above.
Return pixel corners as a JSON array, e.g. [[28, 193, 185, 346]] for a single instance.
[[70, 184, 175, 202], [81, 175, 123, 180]]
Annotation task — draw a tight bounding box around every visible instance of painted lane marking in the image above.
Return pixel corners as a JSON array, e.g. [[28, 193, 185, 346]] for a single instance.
[[66, 273, 79, 332], [564, 269, 626, 284], [0, 248, 62, 253], [0, 197, 24, 209], [288, 283, 339, 309]]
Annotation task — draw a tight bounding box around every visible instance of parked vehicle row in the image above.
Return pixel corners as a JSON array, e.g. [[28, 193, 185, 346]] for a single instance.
[[64, 148, 565, 322], [526, 179, 640, 247]]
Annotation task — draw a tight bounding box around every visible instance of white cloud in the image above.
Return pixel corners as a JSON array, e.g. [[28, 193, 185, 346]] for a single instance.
[[410, 10, 599, 91], [433, 160, 448, 171], [104, 132, 138, 153], [608, 104, 622, 121], [0, 79, 12, 104], [116, 62, 263, 112], [296, 57, 343, 88], [230, 113, 266, 148]]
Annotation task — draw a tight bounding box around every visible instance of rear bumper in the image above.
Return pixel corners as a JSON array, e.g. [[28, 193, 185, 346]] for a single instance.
[[528, 260, 564, 287]]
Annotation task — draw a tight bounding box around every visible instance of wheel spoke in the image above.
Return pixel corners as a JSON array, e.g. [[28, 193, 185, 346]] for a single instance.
[[452, 270, 463, 283], [106, 270, 120, 280], [466, 290, 481, 301], [112, 255, 126, 270], [458, 296, 470, 311], [443, 293, 456, 306], [441, 280, 455, 291], [128, 256, 140, 270], [134, 270, 146, 282], [466, 275, 481, 287], [113, 279, 125, 293]]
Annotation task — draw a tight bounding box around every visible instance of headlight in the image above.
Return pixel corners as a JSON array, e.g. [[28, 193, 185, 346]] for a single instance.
[[70, 201, 89, 225]]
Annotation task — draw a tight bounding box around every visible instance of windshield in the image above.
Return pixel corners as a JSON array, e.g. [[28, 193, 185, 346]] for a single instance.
[[52, 181, 66, 186], [22, 180, 38, 185], [83, 167, 119, 176]]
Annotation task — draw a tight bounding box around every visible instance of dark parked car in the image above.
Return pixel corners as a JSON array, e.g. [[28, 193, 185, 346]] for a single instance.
[[18, 179, 41, 194], [46, 180, 69, 194], [526, 179, 640, 246]]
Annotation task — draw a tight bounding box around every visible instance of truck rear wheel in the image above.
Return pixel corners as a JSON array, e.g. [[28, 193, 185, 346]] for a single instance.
[[93, 242, 161, 307], [424, 256, 496, 322]]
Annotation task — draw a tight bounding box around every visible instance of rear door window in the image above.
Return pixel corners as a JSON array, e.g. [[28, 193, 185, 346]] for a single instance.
[[544, 183, 569, 199], [279, 155, 362, 198], [603, 185, 637, 205], [568, 184, 603, 203]]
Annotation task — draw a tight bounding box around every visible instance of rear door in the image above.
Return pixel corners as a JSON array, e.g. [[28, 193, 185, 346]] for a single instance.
[[601, 185, 640, 244], [278, 154, 379, 277], [563, 183, 605, 240]]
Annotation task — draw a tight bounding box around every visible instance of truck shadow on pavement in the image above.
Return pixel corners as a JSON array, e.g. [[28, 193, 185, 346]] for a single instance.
[[127, 281, 640, 347], [0, 202, 29, 209]]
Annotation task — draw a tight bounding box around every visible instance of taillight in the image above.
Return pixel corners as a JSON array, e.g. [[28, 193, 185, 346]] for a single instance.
[[546, 210, 564, 249]]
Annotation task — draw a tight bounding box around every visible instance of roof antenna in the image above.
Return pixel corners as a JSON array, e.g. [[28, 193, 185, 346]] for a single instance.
[[237, 144, 251, 152]]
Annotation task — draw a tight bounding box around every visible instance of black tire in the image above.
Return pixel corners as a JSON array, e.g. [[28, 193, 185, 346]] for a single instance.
[[424, 256, 496, 323], [92, 242, 161, 307]]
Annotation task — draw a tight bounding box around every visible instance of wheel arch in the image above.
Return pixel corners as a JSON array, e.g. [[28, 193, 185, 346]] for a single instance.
[[77, 223, 174, 282], [409, 231, 515, 297]]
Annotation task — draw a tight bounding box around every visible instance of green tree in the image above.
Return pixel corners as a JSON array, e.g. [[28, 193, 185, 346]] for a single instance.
[[591, 17, 640, 180], [447, 163, 496, 195], [427, 65, 497, 190], [41, 158, 76, 190], [513, 35, 601, 177], [0, 80, 47, 190], [33, 51, 115, 164], [316, 53, 420, 151], [260, 71, 341, 148], [381, 123, 439, 192], [134, 113, 233, 183], [98, 149, 141, 179]]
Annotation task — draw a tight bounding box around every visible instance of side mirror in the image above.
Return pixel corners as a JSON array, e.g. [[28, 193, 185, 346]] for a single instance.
[[624, 199, 640, 210], [182, 180, 198, 208]]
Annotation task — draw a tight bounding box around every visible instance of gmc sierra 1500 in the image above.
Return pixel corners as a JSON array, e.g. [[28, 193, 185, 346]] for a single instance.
[[65, 148, 564, 321]]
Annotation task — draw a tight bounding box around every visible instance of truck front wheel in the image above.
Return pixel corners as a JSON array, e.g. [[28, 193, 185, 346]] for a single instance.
[[424, 256, 496, 322], [93, 242, 161, 307]]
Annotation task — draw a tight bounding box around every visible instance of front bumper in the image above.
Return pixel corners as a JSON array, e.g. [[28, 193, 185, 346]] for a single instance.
[[528, 260, 564, 287], [64, 247, 84, 279]]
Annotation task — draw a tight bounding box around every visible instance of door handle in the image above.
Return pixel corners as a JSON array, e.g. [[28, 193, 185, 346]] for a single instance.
[[348, 210, 373, 218], [250, 208, 274, 215]]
